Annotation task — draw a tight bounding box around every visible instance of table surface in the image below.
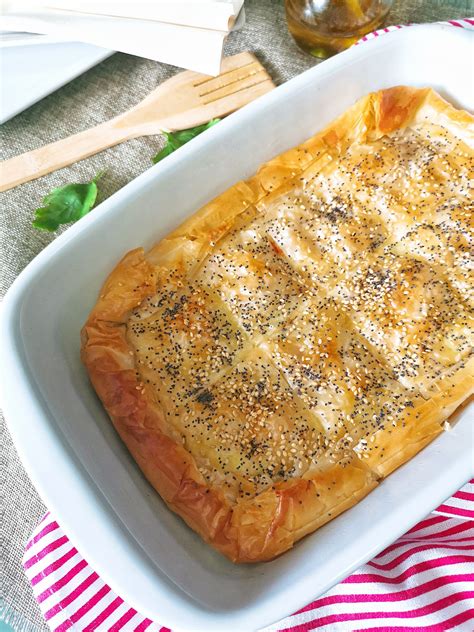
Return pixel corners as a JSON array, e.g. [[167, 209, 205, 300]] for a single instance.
[[1, 0, 473, 629]]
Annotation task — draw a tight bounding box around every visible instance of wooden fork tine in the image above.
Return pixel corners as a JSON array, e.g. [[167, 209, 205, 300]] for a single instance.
[[197, 62, 266, 96], [200, 70, 273, 104], [219, 51, 260, 74], [194, 52, 266, 88], [201, 77, 275, 120], [194, 52, 275, 108]]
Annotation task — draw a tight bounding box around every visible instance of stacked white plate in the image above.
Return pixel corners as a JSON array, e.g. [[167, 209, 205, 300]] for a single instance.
[[0, 33, 112, 123]]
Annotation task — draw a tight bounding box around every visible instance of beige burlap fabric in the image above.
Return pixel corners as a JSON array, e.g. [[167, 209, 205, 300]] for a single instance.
[[1, 1, 472, 629]]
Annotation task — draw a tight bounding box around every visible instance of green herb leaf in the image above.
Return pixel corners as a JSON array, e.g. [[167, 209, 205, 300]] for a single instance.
[[152, 119, 220, 164], [32, 173, 103, 232]]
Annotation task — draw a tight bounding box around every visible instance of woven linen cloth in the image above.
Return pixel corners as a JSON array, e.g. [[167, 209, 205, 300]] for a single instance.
[[20, 483, 474, 631], [1, 1, 474, 630]]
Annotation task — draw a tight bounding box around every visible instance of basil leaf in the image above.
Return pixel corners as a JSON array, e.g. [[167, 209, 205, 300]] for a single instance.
[[32, 173, 103, 232], [152, 119, 220, 164]]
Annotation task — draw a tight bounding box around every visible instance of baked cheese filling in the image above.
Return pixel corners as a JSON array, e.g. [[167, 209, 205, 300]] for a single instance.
[[126, 103, 473, 502], [83, 87, 473, 561]]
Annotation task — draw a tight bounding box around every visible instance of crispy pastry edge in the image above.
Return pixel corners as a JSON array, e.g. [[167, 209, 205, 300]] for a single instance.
[[81, 87, 474, 563]]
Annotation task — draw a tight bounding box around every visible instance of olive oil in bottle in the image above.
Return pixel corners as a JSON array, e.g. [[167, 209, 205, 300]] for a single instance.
[[285, 0, 393, 59]]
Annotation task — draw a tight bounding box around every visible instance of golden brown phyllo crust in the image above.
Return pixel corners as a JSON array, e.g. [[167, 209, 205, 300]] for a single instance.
[[81, 86, 474, 562]]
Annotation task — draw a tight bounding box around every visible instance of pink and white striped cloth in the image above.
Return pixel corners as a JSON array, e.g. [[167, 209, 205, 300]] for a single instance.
[[21, 18, 474, 632], [354, 16, 474, 44], [23, 481, 474, 632]]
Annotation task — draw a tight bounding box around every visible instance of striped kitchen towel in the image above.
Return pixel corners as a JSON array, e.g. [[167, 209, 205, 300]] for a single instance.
[[354, 16, 474, 43], [22, 481, 474, 631]]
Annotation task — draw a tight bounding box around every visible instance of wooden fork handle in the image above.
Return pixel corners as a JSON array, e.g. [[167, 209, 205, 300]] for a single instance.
[[0, 117, 137, 192]]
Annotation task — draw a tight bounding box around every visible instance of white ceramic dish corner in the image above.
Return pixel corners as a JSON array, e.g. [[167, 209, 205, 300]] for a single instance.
[[1, 23, 473, 632]]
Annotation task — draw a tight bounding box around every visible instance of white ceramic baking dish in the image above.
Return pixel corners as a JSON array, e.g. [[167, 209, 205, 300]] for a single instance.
[[1, 23, 473, 632]]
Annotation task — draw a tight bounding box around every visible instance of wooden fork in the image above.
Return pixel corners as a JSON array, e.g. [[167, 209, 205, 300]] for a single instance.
[[0, 52, 275, 192]]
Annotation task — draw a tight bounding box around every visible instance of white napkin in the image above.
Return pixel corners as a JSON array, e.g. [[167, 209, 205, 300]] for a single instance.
[[41, 1, 245, 31], [0, 1, 245, 75]]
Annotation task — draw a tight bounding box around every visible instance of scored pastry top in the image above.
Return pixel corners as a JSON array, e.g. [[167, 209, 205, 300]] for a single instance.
[[82, 86, 474, 562]]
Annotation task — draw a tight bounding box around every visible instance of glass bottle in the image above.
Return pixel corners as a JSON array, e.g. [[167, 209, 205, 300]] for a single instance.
[[285, 0, 393, 59]]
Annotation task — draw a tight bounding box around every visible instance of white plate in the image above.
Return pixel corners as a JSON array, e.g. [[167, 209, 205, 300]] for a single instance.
[[1, 23, 473, 632], [0, 37, 112, 124]]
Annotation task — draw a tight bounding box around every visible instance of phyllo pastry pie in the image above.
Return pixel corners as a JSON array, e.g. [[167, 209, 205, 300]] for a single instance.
[[82, 86, 474, 562]]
